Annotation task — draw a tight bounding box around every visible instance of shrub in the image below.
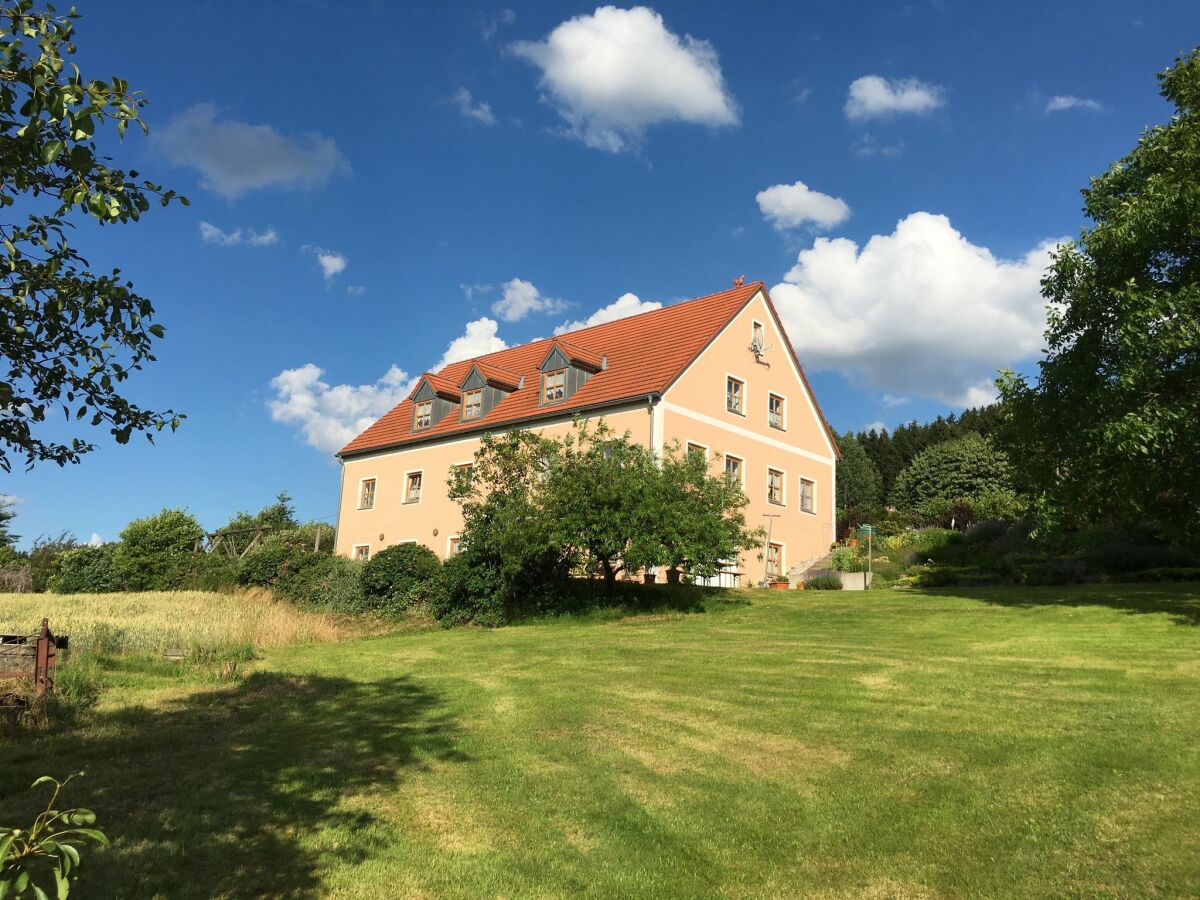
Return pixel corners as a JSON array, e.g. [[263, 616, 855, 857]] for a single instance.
[[361, 543, 441, 605], [27, 533, 76, 592], [831, 547, 858, 571], [892, 435, 1013, 513], [115, 508, 204, 590], [178, 553, 242, 592], [289, 555, 367, 613], [49, 545, 120, 593], [805, 574, 843, 590], [433, 551, 510, 626]]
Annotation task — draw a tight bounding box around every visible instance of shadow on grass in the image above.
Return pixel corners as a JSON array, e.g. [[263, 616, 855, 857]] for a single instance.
[[914, 582, 1200, 626], [0, 671, 465, 899], [519, 583, 749, 625]]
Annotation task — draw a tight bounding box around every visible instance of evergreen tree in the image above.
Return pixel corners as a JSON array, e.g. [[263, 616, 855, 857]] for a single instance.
[[836, 433, 883, 510]]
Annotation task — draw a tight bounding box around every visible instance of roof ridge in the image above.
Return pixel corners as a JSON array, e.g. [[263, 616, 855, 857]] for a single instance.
[[436, 281, 764, 375]]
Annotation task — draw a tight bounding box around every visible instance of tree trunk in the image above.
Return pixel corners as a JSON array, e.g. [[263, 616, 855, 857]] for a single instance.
[[601, 558, 617, 596]]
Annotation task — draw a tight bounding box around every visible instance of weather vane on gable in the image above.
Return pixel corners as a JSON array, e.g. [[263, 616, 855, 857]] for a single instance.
[[732, 274, 746, 287]]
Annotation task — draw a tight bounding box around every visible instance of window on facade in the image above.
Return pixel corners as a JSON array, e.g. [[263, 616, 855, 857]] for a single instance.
[[724, 454, 743, 487], [405, 471, 423, 503], [462, 389, 483, 420], [358, 478, 376, 510], [768, 393, 785, 430], [452, 463, 474, 489], [686, 442, 707, 461], [768, 468, 785, 505], [414, 400, 433, 430], [354, 545, 370, 561], [800, 478, 815, 513], [752, 321, 764, 350], [726, 376, 744, 414], [543, 369, 566, 404], [448, 536, 462, 556], [766, 543, 783, 578]]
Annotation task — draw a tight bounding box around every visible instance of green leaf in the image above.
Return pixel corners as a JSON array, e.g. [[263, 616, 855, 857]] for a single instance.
[[40, 140, 64, 163]]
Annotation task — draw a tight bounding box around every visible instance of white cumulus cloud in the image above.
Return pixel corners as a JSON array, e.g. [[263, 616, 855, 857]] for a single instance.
[[452, 87, 497, 125], [199, 221, 279, 247], [268, 319, 509, 457], [86, 533, 104, 547], [435, 317, 507, 367], [770, 212, 1062, 406], [269, 364, 413, 457], [845, 75, 945, 121], [756, 181, 850, 231], [1045, 95, 1104, 114], [303, 246, 347, 282], [555, 292, 661, 334], [511, 5, 738, 153], [491, 278, 567, 322], [155, 103, 349, 198]]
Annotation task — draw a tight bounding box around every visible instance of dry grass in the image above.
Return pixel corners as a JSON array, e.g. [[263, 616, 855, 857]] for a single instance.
[[0, 588, 340, 655]]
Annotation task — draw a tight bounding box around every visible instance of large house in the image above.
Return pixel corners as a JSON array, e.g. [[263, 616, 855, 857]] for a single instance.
[[335, 281, 839, 585]]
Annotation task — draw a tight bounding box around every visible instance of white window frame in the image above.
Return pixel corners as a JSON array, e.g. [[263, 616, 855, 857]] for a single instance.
[[725, 373, 746, 417], [768, 391, 787, 432], [446, 534, 462, 556], [352, 544, 371, 561], [767, 466, 786, 507], [685, 440, 709, 463], [357, 476, 377, 511], [403, 469, 424, 504], [723, 452, 745, 489], [798, 475, 816, 515]]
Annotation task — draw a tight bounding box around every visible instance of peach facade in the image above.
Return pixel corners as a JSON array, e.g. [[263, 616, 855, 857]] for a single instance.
[[335, 288, 837, 583]]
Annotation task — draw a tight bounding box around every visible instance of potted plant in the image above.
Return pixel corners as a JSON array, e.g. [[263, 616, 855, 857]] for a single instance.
[[768, 579, 790, 590], [642, 570, 657, 584]]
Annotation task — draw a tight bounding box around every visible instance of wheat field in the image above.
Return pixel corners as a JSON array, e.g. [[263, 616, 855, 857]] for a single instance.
[[0, 588, 341, 655]]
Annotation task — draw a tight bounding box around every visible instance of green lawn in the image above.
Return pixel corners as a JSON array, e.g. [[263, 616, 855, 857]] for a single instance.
[[3, 585, 1199, 898]]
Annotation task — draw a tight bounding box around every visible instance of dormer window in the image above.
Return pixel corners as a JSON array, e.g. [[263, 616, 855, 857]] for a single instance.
[[537, 341, 601, 407], [543, 369, 566, 404], [462, 389, 483, 419], [414, 400, 433, 430]]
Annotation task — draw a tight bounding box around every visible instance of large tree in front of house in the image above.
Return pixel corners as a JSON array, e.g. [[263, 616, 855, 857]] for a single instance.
[[626, 441, 762, 582], [998, 49, 1200, 540], [0, 2, 187, 472], [544, 420, 660, 593]]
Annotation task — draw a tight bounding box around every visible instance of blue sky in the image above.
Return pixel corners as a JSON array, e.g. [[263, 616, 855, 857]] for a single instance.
[[4, 0, 1196, 546]]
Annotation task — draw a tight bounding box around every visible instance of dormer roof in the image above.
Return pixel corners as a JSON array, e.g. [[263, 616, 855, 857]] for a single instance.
[[410, 371, 461, 402], [465, 360, 522, 392]]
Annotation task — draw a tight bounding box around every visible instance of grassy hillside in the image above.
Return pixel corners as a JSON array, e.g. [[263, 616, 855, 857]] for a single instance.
[[2, 585, 1198, 898], [0, 589, 341, 655]]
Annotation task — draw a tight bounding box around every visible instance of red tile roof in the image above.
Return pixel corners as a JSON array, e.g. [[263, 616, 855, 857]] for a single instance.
[[339, 281, 837, 458]]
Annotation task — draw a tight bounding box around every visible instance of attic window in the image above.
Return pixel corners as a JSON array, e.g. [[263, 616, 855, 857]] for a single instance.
[[462, 389, 482, 420], [414, 400, 432, 430], [543, 369, 566, 404]]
